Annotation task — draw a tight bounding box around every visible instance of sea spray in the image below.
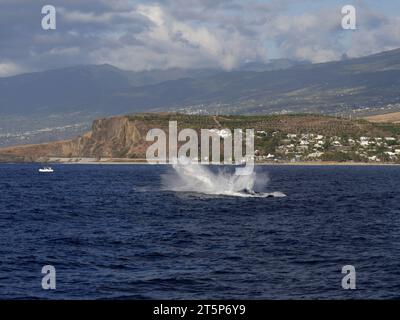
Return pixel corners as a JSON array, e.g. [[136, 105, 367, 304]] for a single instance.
[[162, 163, 286, 198]]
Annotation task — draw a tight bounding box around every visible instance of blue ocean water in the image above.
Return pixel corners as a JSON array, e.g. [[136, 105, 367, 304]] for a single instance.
[[1, 164, 400, 299]]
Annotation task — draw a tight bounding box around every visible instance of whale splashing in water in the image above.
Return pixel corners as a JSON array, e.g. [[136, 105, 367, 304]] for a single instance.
[[162, 163, 286, 198]]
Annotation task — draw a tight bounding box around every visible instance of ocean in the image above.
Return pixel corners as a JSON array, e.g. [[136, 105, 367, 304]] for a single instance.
[[0, 164, 400, 299]]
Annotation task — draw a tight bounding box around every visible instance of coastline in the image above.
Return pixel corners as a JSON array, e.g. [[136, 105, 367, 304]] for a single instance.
[[2, 157, 399, 166]]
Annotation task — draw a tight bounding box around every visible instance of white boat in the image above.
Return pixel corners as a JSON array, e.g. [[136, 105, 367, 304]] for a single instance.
[[39, 167, 54, 173]]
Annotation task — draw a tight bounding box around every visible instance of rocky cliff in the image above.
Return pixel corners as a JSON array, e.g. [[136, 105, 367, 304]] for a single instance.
[[0, 115, 149, 162]]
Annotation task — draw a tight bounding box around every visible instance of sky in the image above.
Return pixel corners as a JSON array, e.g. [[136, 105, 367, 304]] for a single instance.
[[0, 0, 399, 76]]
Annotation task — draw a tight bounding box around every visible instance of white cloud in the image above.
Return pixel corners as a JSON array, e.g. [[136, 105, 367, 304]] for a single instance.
[[60, 9, 115, 24], [88, 4, 268, 71], [0, 62, 24, 77]]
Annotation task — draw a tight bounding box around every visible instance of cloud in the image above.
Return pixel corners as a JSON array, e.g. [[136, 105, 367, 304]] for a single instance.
[[0, 0, 399, 74], [60, 9, 115, 24], [70, 2, 269, 71], [0, 61, 24, 77]]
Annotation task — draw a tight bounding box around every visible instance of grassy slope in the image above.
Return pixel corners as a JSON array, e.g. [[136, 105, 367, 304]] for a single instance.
[[364, 112, 400, 123], [127, 113, 400, 138]]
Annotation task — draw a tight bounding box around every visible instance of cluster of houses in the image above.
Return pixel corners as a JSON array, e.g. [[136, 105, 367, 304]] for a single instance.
[[254, 131, 400, 163]]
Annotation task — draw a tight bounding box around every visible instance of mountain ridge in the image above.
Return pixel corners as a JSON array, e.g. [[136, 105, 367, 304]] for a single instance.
[[2, 48, 400, 147], [1, 49, 400, 117]]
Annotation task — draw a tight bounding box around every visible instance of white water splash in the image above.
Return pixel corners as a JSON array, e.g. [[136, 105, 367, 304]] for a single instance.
[[162, 163, 286, 198]]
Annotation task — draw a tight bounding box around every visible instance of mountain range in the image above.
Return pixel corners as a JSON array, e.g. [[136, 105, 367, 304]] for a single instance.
[[0, 58, 308, 116], [1, 49, 400, 147]]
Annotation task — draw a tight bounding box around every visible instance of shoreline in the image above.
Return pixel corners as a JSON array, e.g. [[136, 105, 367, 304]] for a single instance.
[[1, 157, 400, 166], [49, 158, 400, 166]]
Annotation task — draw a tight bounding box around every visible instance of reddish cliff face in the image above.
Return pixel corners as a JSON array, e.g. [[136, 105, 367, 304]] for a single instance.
[[0, 116, 150, 162], [73, 116, 145, 158], [0, 113, 215, 162]]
